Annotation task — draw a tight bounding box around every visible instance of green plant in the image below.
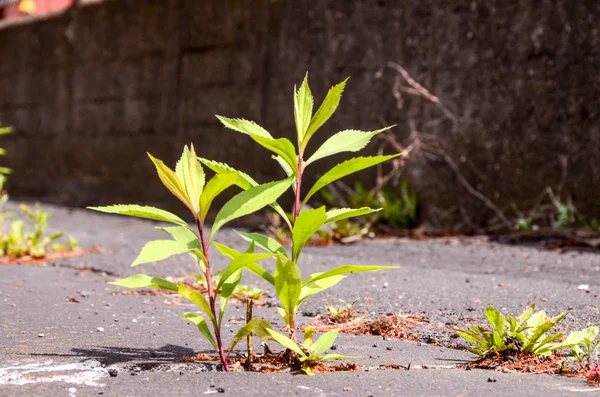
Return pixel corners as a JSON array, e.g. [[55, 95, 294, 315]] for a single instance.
[[557, 326, 600, 370], [454, 304, 580, 358], [89, 75, 397, 373], [322, 180, 418, 231], [326, 298, 360, 318], [0, 177, 77, 257], [0, 123, 13, 175], [209, 75, 398, 343], [266, 328, 357, 375], [89, 145, 292, 371], [514, 217, 538, 232]]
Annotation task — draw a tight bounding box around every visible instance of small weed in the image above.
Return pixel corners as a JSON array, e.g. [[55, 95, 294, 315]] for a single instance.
[[325, 299, 360, 323]]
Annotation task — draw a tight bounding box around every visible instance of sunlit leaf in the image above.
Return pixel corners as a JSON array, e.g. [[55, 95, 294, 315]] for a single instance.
[[109, 274, 177, 292], [213, 242, 275, 285], [210, 176, 294, 241], [235, 231, 286, 255], [179, 312, 217, 350], [305, 127, 393, 165], [228, 319, 273, 354], [303, 264, 397, 285], [178, 282, 215, 323], [131, 239, 192, 267], [216, 116, 273, 139], [87, 204, 188, 226], [294, 74, 314, 145], [147, 153, 191, 211], [274, 254, 302, 323], [325, 207, 381, 224], [302, 155, 401, 206], [199, 172, 239, 222], [292, 206, 327, 261], [265, 328, 306, 357], [302, 78, 348, 149]]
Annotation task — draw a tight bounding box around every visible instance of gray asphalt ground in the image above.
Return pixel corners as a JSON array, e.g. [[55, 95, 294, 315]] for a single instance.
[[1, 203, 599, 396]]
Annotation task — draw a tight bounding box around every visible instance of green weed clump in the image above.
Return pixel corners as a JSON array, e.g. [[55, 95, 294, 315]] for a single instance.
[[90, 75, 398, 373], [0, 125, 77, 258]]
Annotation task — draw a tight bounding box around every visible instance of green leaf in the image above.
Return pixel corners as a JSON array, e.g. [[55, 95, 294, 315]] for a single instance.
[[325, 207, 381, 224], [131, 239, 193, 266], [87, 204, 188, 226], [305, 127, 392, 165], [179, 312, 218, 350], [310, 329, 339, 358], [294, 74, 314, 145], [274, 254, 302, 323], [109, 274, 178, 292], [216, 116, 273, 139], [273, 155, 294, 177], [303, 265, 397, 286], [210, 176, 294, 241], [302, 155, 401, 206], [265, 328, 306, 357], [298, 275, 345, 304], [251, 136, 298, 175], [213, 242, 275, 285], [517, 304, 536, 325], [219, 269, 242, 325], [236, 231, 286, 255], [147, 153, 191, 211], [228, 319, 273, 354], [178, 282, 215, 323], [302, 78, 348, 149], [485, 306, 506, 338], [303, 328, 316, 349], [215, 252, 275, 292], [320, 353, 359, 361], [198, 158, 257, 190], [156, 227, 207, 267], [198, 158, 292, 230], [199, 172, 239, 222], [292, 206, 327, 261], [175, 145, 205, 215]]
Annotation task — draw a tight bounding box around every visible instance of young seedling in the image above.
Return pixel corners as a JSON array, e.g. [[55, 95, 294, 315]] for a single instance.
[[555, 326, 599, 370], [201, 75, 399, 361], [89, 145, 293, 371], [326, 298, 360, 321], [266, 327, 357, 375], [454, 304, 583, 358]]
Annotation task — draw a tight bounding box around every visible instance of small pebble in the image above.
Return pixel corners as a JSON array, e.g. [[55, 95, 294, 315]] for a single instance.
[[330, 345, 338, 350], [38, 333, 44, 338], [107, 369, 118, 377], [217, 388, 225, 393], [68, 387, 76, 393], [487, 377, 496, 383], [97, 327, 104, 332], [386, 347, 393, 351], [372, 343, 379, 347]]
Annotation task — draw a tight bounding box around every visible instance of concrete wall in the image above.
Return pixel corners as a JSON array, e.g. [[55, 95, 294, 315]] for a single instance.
[[1, 0, 599, 229]]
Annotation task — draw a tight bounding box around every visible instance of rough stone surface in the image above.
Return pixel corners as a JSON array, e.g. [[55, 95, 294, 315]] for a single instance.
[[0, 1, 599, 228]]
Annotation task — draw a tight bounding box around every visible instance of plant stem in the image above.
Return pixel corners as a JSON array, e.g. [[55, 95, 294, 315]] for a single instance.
[[196, 217, 230, 372], [246, 299, 253, 369], [293, 156, 303, 223]]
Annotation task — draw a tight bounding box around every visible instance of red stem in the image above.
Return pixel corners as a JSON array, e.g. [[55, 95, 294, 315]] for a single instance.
[[293, 156, 303, 223], [196, 217, 229, 372]]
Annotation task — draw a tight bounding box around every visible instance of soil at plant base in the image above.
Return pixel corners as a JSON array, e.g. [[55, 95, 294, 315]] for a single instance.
[[1, 203, 600, 396]]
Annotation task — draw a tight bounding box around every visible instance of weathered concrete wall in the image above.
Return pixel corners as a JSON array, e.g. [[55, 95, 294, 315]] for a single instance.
[[1, 0, 599, 228]]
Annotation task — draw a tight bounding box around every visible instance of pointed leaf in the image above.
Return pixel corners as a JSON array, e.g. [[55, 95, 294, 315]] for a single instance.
[[273, 155, 294, 177], [302, 78, 348, 148], [131, 239, 192, 266], [236, 231, 286, 255], [294, 74, 314, 145], [310, 329, 339, 358], [320, 353, 359, 361], [303, 265, 397, 286], [485, 306, 506, 338], [198, 158, 292, 230], [274, 254, 302, 321], [298, 275, 345, 304], [87, 204, 188, 226], [147, 153, 191, 210], [157, 226, 207, 267], [292, 206, 327, 261], [199, 172, 239, 222], [265, 329, 306, 357], [302, 155, 401, 206], [216, 116, 273, 139], [213, 242, 275, 285], [215, 252, 275, 292], [109, 274, 177, 292], [178, 283, 215, 323], [325, 207, 381, 224], [306, 127, 392, 165], [303, 328, 316, 349], [210, 176, 294, 241], [219, 268, 242, 325], [228, 319, 273, 354], [179, 312, 218, 350], [250, 136, 298, 175]]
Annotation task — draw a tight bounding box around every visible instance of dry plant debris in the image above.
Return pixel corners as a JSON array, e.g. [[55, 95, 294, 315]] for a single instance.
[[313, 313, 428, 341], [0, 247, 100, 265]]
